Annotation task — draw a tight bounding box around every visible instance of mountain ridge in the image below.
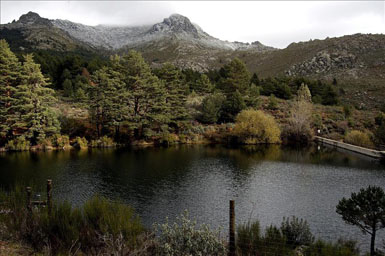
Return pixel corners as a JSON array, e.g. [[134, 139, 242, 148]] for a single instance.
[[1, 11, 385, 109], [2, 11, 274, 52]]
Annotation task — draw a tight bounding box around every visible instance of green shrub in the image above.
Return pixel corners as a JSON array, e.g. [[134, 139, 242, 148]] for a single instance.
[[236, 221, 292, 256], [40, 202, 83, 253], [343, 105, 353, 118], [0, 190, 144, 254], [376, 123, 385, 144], [5, 136, 30, 151], [161, 133, 179, 146], [81, 197, 144, 253], [237, 217, 316, 256], [237, 221, 261, 256], [344, 130, 374, 148], [263, 225, 290, 255], [375, 113, 385, 126], [154, 211, 226, 256], [304, 239, 359, 256], [38, 137, 53, 150], [267, 94, 278, 110], [280, 216, 314, 248], [233, 109, 281, 144], [73, 136, 88, 149], [50, 134, 70, 149], [90, 136, 115, 148]]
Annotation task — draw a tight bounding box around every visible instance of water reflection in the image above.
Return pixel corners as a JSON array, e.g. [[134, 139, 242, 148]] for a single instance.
[[0, 144, 384, 252]]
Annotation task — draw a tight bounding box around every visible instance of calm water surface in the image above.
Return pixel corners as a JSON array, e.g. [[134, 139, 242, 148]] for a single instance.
[[0, 144, 384, 251]]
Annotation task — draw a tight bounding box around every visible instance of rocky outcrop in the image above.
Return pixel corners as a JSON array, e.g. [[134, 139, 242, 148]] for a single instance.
[[286, 51, 364, 77]]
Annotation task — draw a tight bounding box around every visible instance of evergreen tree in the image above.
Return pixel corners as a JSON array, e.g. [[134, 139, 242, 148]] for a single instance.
[[62, 79, 73, 97], [250, 73, 260, 86], [89, 66, 129, 138], [199, 92, 225, 124], [112, 52, 168, 137], [219, 58, 250, 94], [13, 54, 60, 144], [245, 84, 260, 108], [156, 63, 189, 124], [297, 83, 312, 103], [194, 74, 214, 94], [337, 186, 385, 256], [220, 90, 246, 122], [0, 40, 21, 140], [322, 85, 338, 105]]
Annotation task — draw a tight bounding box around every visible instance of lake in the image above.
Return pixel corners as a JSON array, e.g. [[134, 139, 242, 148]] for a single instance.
[[0, 144, 384, 252]]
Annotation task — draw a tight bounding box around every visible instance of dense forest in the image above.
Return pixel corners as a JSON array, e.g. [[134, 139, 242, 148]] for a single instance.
[[1, 39, 384, 150]]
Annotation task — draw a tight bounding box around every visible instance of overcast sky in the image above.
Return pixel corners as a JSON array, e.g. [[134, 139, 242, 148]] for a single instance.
[[1, 1, 384, 48]]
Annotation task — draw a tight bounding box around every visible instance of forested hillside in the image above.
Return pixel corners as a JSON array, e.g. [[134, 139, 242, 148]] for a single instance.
[[1, 39, 384, 151]]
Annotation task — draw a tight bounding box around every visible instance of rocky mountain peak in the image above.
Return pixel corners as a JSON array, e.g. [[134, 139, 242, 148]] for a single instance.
[[150, 13, 199, 37], [17, 11, 52, 26]]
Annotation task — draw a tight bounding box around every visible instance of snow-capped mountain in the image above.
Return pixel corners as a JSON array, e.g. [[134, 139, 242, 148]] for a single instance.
[[18, 12, 274, 51]]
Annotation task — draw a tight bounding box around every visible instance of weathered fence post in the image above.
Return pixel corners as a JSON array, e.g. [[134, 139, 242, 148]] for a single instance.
[[47, 179, 52, 215], [229, 200, 235, 256], [26, 186, 32, 213]]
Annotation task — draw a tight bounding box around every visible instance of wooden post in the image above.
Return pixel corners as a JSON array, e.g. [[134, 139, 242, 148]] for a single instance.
[[229, 200, 235, 256], [47, 179, 52, 215], [26, 187, 32, 213]]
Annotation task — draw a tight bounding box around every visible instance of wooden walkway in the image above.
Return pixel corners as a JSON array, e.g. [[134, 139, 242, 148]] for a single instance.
[[315, 136, 385, 159]]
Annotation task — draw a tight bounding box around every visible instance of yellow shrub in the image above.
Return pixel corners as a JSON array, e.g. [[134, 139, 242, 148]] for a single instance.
[[344, 130, 373, 148], [233, 109, 281, 144]]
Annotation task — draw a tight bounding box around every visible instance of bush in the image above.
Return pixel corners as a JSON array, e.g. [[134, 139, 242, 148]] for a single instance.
[[343, 105, 354, 118], [90, 136, 115, 148], [38, 137, 53, 150], [344, 130, 374, 148], [280, 216, 314, 248], [376, 123, 385, 145], [304, 239, 360, 256], [236, 221, 292, 256], [236, 216, 317, 255], [154, 211, 226, 256], [267, 94, 278, 110], [5, 136, 30, 151], [233, 109, 281, 144], [282, 101, 313, 145], [50, 134, 70, 149], [237, 221, 261, 256], [0, 191, 144, 254], [73, 136, 88, 149], [81, 197, 144, 253]]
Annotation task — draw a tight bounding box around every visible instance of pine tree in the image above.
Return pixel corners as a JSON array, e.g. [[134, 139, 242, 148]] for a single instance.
[[13, 54, 60, 144], [89, 66, 129, 138], [62, 79, 73, 97], [219, 58, 250, 94], [200, 92, 225, 124], [194, 74, 214, 94], [156, 63, 189, 124], [112, 51, 168, 137], [0, 40, 22, 140], [245, 84, 260, 108], [250, 73, 260, 86], [220, 90, 246, 122]]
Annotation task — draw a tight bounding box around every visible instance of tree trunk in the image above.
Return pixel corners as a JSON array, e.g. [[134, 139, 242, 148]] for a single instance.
[[370, 227, 376, 256]]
